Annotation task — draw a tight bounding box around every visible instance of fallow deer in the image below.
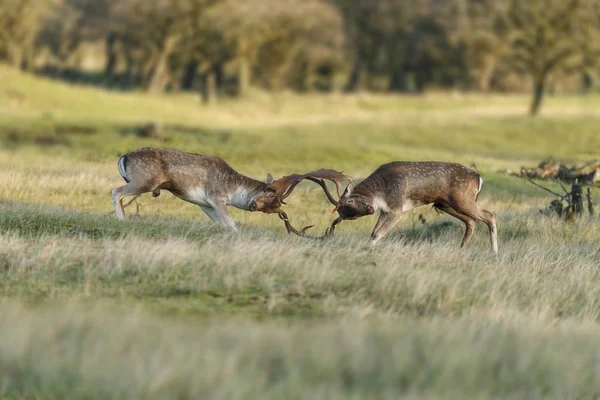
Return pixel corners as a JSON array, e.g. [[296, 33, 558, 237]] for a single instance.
[[311, 161, 498, 253], [111, 147, 350, 232]]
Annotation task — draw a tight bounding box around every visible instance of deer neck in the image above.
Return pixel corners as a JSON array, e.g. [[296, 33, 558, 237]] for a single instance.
[[226, 175, 266, 210], [353, 179, 385, 209]]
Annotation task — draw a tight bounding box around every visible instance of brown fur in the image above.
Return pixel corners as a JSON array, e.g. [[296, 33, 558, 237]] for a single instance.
[[111, 148, 275, 229], [336, 162, 498, 253]]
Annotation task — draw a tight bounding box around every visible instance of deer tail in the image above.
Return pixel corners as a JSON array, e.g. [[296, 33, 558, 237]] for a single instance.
[[118, 155, 131, 183], [476, 175, 483, 201]]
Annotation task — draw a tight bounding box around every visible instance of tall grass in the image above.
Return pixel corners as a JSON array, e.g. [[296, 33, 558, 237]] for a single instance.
[[2, 303, 600, 400], [2, 65, 600, 398], [1, 203, 599, 322]]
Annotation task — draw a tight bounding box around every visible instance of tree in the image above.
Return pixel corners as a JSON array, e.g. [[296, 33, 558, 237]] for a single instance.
[[110, 0, 192, 93], [206, 0, 345, 96], [503, 0, 600, 115], [333, 0, 383, 92], [0, 0, 56, 69], [449, 0, 509, 91], [177, 0, 226, 104], [334, 0, 465, 93], [38, 0, 112, 70]]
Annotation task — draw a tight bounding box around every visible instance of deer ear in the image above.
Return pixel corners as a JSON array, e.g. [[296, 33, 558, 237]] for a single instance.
[[342, 182, 353, 197], [266, 173, 274, 184]]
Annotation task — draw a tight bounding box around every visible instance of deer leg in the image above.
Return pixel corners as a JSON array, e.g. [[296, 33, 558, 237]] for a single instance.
[[452, 200, 498, 254], [111, 182, 155, 220], [369, 211, 387, 238], [479, 209, 498, 254], [200, 203, 238, 231], [369, 211, 401, 245], [435, 203, 476, 248]]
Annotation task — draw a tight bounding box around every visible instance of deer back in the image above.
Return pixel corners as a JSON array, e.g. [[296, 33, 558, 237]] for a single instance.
[[354, 162, 481, 211], [120, 148, 265, 200]]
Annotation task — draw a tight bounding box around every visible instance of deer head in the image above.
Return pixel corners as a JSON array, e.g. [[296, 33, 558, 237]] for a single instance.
[[294, 177, 376, 239], [249, 169, 352, 238], [335, 182, 375, 220], [248, 173, 281, 213]]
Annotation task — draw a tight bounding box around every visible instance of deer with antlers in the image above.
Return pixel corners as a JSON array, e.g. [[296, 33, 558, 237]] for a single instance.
[[111, 147, 350, 232], [307, 161, 498, 253]]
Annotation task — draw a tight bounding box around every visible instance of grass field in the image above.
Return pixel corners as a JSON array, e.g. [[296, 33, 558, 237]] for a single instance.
[[1, 64, 600, 399]]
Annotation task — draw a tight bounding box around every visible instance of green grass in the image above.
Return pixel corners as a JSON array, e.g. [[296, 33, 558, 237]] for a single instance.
[[2, 304, 600, 400], [1, 64, 600, 398]]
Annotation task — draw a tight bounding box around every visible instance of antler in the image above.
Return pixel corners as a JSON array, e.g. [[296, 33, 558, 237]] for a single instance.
[[267, 169, 352, 205], [268, 169, 350, 240], [278, 211, 342, 240], [304, 177, 339, 206]]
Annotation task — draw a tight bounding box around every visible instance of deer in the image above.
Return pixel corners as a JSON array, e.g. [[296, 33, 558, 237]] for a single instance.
[[110, 147, 351, 233], [306, 161, 498, 253]]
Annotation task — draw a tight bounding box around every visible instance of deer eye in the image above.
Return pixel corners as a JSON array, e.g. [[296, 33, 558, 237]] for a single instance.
[[347, 199, 354, 204]]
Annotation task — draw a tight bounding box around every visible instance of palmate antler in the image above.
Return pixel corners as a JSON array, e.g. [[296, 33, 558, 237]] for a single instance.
[[277, 210, 343, 240], [266, 169, 351, 205], [267, 169, 351, 239]]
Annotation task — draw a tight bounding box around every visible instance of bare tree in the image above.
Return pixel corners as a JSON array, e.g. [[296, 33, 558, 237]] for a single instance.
[[503, 0, 600, 115]]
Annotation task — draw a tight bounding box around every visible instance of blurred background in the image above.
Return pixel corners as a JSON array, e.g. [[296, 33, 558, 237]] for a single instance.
[[3, 4, 600, 397], [2, 0, 600, 115], [1, 0, 599, 226]]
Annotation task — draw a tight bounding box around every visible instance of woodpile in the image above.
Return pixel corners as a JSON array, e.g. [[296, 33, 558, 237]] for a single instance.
[[501, 159, 598, 220], [528, 177, 595, 220], [500, 160, 600, 185]]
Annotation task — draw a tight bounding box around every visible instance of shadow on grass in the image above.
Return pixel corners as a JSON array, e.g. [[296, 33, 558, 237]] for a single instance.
[[0, 200, 243, 242], [388, 220, 461, 245]]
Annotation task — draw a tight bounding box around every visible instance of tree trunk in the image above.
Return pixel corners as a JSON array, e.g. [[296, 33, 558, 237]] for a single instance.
[[529, 76, 546, 116], [214, 62, 224, 90], [237, 39, 251, 97], [581, 72, 592, 94], [388, 64, 407, 92], [201, 68, 217, 105], [477, 56, 497, 92], [181, 59, 198, 90], [147, 36, 178, 93], [104, 32, 118, 77], [20, 45, 35, 72], [344, 58, 364, 93], [7, 43, 23, 69], [238, 56, 250, 97]]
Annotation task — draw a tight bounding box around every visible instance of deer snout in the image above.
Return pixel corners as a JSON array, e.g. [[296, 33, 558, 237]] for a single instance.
[[249, 200, 257, 212], [338, 205, 357, 219]]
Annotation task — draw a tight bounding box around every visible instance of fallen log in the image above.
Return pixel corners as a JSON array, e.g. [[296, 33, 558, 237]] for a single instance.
[[500, 159, 600, 185]]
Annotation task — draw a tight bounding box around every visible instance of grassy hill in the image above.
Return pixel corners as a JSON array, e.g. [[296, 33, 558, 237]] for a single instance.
[[1, 64, 600, 399]]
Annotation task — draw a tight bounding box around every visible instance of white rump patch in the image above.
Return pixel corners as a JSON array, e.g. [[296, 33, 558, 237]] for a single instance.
[[118, 156, 129, 182]]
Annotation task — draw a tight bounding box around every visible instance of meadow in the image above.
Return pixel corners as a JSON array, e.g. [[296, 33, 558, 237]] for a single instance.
[[1, 64, 600, 399]]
